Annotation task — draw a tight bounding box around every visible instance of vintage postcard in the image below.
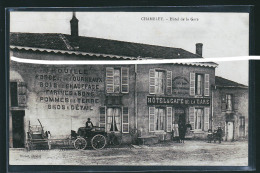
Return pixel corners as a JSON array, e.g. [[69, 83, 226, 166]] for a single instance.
[[8, 10, 249, 167]]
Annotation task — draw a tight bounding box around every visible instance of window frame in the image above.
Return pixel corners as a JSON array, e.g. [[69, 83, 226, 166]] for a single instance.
[[106, 67, 129, 94], [194, 107, 204, 130], [149, 68, 172, 95], [195, 73, 204, 96], [226, 94, 233, 111]]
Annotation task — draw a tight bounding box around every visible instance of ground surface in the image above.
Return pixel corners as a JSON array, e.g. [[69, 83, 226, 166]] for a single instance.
[[9, 140, 248, 166]]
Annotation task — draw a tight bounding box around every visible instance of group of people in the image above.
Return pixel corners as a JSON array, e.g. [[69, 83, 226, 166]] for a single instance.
[[171, 121, 191, 143], [207, 126, 223, 143]]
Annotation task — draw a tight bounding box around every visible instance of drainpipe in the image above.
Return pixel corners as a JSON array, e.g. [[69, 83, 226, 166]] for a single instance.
[[135, 64, 138, 130], [211, 86, 215, 130]]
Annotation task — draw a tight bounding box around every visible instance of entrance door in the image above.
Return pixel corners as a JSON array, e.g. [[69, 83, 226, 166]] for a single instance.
[[12, 110, 25, 148], [227, 121, 234, 141], [175, 108, 186, 125]]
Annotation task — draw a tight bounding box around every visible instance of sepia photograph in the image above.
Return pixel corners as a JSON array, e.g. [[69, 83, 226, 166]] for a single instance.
[[8, 11, 249, 166]]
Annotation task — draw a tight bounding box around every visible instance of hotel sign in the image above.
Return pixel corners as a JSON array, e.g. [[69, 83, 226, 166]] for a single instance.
[[147, 96, 210, 106]]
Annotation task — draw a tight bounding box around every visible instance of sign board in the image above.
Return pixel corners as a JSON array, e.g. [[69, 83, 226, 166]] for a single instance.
[[147, 96, 210, 106]]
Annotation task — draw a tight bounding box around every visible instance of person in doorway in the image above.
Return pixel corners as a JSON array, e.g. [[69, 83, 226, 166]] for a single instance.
[[86, 118, 94, 131], [185, 121, 192, 138], [179, 121, 186, 143], [216, 126, 223, 143], [173, 121, 180, 143]]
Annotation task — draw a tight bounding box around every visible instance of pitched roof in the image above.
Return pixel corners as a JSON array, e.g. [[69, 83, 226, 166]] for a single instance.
[[215, 76, 248, 88], [10, 32, 202, 59]]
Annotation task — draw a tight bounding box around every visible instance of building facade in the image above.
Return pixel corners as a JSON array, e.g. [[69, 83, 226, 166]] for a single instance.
[[9, 14, 248, 148], [212, 76, 248, 141], [9, 57, 220, 148]]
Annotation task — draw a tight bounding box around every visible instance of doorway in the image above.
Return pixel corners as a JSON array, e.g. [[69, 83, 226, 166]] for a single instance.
[[226, 121, 234, 141], [175, 108, 186, 125], [12, 110, 25, 148]]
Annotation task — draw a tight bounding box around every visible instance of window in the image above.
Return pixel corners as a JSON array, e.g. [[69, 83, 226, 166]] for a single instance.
[[155, 71, 165, 94], [149, 107, 172, 132], [106, 67, 129, 94], [240, 116, 245, 127], [195, 108, 204, 130], [107, 108, 121, 132], [155, 108, 165, 131], [239, 116, 245, 137], [190, 73, 209, 96], [99, 107, 129, 133], [195, 74, 203, 95], [149, 69, 172, 95], [226, 94, 233, 111], [221, 94, 233, 112], [189, 107, 209, 131]]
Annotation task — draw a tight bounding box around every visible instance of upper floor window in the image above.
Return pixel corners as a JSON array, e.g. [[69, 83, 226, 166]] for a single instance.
[[190, 73, 209, 96], [226, 94, 233, 111], [149, 69, 172, 95], [106, 67, 129, 94], [195, 74, 203, 95], [221, 94, 234, 112]]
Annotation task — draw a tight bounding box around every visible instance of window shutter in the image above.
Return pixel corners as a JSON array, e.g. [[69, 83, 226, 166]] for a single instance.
[[99, 107, 106, 131], [204, 107, 210, 131], [233, 94, 239, 111], [221, 94, 227, 112], [17, 82, 27, 107], [189, 107, 195, 130], [190, 73, 195, 96], [122, 107, 129, 133], [166, 71, 172, 95], [149, 107, 155, 132], [172, 108, 175, 124], [204, 74, 210, 96], [149, 69, 156, 94], [106, 67, 114, 93], [121, 67, 129, 93], [166, 107, 172, 132]]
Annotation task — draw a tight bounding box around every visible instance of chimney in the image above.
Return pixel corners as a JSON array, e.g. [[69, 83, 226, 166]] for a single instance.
[[196, 43, 203, 57], [70, 12, 79, 37]]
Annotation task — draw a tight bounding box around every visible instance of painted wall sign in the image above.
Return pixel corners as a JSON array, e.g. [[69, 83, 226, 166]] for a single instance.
[[35, 67, 102, 111], [172, 76, 189, 96], [147, 96, 210, 106]]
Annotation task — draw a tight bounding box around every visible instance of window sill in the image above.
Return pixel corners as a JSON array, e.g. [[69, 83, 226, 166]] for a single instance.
[[154, 131, 166, 134]]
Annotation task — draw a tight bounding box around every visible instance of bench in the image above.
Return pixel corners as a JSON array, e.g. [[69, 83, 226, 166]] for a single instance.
[[138, 135, 158, 145]]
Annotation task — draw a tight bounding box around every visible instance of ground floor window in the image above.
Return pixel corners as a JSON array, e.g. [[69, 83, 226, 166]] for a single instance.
[[149, 107, 172, 132], [107, 108, 121, 132], [195, 108, 204, 130], [99, 107, 129, 133], [189, 107, 209, 131], [239, 116, 245, 137], [155, 108, 165, 131]]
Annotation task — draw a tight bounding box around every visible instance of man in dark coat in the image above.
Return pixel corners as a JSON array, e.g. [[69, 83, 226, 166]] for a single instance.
[[86, 118, 94, 131], [178, 121, 187, 143]]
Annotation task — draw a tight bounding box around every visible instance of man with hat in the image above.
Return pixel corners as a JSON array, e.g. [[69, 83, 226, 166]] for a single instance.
[[86, 118, 94, 131]]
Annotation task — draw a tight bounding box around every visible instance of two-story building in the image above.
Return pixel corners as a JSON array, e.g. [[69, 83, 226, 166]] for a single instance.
[[212, 76, 248, 141], [9, 13, 248, 148]]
